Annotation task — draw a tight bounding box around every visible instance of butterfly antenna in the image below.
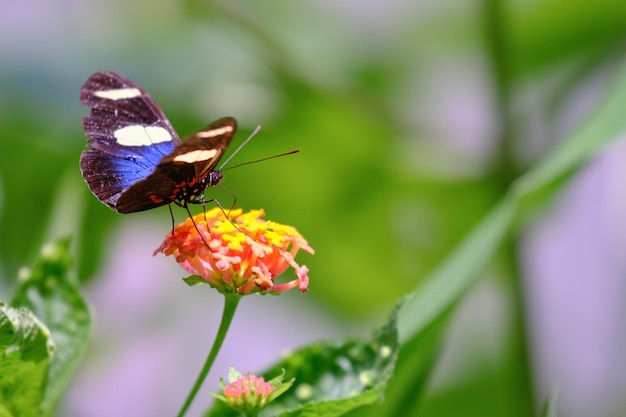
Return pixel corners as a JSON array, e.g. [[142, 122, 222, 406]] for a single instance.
[[218, 125, 262, 170], [221, 149, 300, 172], [218, 124, 300, 172]]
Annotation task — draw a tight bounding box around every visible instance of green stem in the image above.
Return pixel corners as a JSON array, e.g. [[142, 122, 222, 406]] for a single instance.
[[482, 0, 535, 413], [177, 293, 241, 417]]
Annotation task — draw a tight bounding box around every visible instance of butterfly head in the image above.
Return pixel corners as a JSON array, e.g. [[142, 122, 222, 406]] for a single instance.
[[207, 170, 224, 187], [171, 169, 225, 206]]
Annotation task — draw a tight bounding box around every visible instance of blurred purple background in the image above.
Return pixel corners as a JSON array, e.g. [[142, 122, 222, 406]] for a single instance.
[[1, 0, 625, 416]]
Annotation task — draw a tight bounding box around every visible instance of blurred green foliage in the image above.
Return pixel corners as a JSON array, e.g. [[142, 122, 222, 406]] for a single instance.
[[1, 0, 626, 416], [2, 239, 90, 417]]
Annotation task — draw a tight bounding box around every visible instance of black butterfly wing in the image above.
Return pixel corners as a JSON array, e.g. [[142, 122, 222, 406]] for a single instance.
[[115, 117, 237, 213], [79, 71, 182, 210]]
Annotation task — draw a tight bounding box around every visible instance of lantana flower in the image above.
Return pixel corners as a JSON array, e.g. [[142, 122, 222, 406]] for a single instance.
[[223, 373, 275, 406], [154, 208, 314, 295], [156, 208, 311, 416], [213, 367, 293, 416]]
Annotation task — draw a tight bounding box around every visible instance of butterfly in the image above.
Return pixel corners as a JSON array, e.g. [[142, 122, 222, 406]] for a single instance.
[[79, 71, 238, 214]]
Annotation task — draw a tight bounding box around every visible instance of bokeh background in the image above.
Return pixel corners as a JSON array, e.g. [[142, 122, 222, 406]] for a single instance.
[[1, 1, 626, 416]]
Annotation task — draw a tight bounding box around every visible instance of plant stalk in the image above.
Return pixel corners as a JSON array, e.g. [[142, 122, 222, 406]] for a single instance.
[[177, 293, 241, 417]]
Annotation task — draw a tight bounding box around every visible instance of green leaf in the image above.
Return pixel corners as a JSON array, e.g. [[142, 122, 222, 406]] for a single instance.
[[183, 275, 209, 287], [388, 61, 626, 414], [399, 61, 626, 344], [539, 392, 559, 417], [10, 238, 91, 415], [510, 0, 626, 76], [398, 195, 516, 342], [268, 374, 294, 404], [0, 303, 54, 417], [205, 300, 403, 417]]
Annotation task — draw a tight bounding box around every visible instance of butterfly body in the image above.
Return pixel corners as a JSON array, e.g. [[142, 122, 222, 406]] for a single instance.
[[79, 71, 236, 213]]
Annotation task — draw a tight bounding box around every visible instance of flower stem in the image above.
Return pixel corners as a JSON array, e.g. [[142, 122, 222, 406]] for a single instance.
[[177, 293, 241, 417]]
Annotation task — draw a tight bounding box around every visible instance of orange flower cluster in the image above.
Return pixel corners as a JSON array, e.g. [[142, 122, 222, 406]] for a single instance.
[[154, 208, 313, 295]]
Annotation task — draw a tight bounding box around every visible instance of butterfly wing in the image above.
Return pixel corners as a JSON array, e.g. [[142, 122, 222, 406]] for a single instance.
[[79, 71, 181, 211], [163, 117, 237, 180], [115, 117, 237, 213]]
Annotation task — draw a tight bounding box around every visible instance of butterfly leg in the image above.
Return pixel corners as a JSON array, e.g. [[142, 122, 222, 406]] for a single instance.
[[182, 202, 212, 249], [217, 185, 238, 216], [168, 204, 176, 235], [194, 196, 243, 234]]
